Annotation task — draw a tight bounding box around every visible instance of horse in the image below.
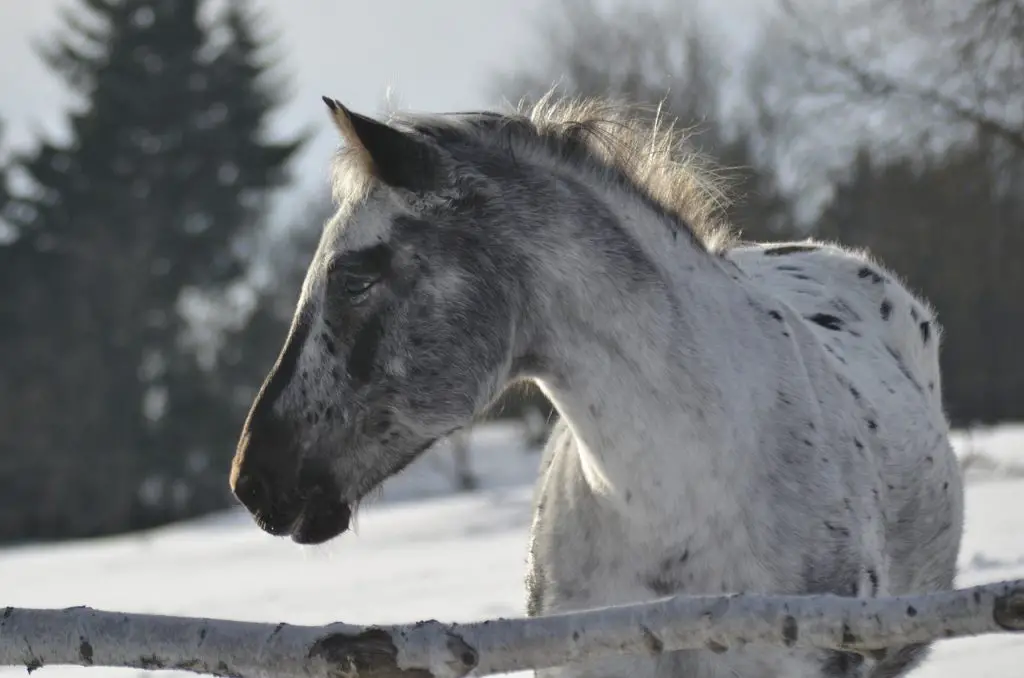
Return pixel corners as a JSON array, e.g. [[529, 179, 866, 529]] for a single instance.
[[229, 92, 964, 677]]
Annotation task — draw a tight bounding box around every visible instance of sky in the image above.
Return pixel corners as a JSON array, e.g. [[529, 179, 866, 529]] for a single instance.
[[0, 0, 550, 226], [0, 0, 775, 233]]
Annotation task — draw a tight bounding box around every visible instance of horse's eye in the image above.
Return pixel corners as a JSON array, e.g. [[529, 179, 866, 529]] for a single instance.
[[344, 274, 379, 297], [326, 244, 390, 301]]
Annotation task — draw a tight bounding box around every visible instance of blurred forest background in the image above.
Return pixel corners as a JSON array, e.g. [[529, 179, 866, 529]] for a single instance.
[[1, 0, 1021, 543]]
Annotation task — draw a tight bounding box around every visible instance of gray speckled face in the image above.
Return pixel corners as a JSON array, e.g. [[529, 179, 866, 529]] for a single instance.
[[229, 133, 523, 544], [227, 96, 685, 545]]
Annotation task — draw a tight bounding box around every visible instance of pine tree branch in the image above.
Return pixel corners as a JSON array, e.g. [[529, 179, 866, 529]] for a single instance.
[[2, 580, 1024, 677]]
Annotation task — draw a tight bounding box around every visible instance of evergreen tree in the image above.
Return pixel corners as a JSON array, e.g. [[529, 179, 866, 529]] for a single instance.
[[0, 117, 83, 540], [0, 0, 304, 541]]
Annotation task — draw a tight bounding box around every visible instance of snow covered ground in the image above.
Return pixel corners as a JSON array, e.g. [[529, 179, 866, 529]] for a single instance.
[[2, 422, 1023, 677]]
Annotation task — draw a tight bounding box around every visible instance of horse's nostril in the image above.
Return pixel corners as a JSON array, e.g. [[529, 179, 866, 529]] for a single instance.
[[233, 471, 271, 513]]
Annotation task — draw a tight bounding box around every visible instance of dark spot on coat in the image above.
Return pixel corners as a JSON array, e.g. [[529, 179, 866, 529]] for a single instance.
[[907, 605, 917, 617], [646, 549, 690, 595], [79, 639, 94, 665], [849, 386, 861, 400], [347, 311, 386, 385], [824, 521, 850, 536], [769, 310, 783, 321], [647, 575, 675, 596], [641, 626, 664, 654], [919, 320, 931, 343], [139, 655, 164, 670], [706, 639, 729, 654], [880, 300, 892, 320], [321, 332, 336, 356], [857, 266, 883, 283], [823, 651, 864, 674], [866, 419, 877, 430], [782, 615, 798, 647], [807, 313, 843, 331], [867, 648, 889, 662], [867, 569, 879, 595], [764, 243, 819, 256], [841, 623, 858, 645]]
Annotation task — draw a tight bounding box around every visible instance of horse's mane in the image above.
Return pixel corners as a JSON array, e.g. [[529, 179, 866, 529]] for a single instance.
[[336, 92, 739, 253], [507, 92, 737, 253]]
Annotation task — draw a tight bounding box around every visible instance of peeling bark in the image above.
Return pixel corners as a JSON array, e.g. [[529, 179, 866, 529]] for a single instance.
[[1, 580, 1023, 677]]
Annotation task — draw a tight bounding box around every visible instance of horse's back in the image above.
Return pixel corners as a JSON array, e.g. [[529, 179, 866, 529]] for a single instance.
[[728, 241, 940, 402], [728, 240, 963, 595]]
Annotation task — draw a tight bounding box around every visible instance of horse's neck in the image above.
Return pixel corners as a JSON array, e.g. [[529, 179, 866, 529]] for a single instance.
[[526, 206, 772, 532]]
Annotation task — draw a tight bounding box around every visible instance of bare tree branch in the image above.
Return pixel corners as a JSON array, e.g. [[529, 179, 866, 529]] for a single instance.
[[3, 580, 1024, 677], [777, 0, 1024, 152]]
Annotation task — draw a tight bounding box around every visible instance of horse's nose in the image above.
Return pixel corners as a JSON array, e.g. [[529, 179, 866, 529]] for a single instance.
[[231, 468, 272, 516]]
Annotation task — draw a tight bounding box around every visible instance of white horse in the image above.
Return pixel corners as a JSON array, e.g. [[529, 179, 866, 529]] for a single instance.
[[229, 93, 964, 677]]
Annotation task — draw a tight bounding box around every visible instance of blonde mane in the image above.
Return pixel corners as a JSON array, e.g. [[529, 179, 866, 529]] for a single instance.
[[329, 93, 738, 253], [513, 92, 737, 253]]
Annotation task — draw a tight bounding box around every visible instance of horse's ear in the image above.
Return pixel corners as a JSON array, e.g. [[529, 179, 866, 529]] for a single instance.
[[322, 96, 438, 192]]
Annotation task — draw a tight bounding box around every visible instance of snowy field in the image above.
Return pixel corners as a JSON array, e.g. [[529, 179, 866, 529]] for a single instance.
[[2, 422, 1024, 677]]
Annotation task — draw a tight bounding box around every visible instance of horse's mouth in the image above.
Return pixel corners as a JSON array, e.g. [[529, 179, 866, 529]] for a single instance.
[[288, 500, 352, 545], [249, 437, 442, 545], [251, 489, 352, 545]]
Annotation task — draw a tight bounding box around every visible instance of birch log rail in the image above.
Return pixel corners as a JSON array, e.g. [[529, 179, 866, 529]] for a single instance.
[[2, 580, 1024, 678]]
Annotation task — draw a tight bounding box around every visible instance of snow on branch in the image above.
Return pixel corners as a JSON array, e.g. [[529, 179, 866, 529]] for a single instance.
[[2, 579, 1024, 678]]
